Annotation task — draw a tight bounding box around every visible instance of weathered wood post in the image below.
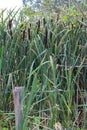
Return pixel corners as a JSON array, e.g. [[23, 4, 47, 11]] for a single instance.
[[13, 87, 24, 130]]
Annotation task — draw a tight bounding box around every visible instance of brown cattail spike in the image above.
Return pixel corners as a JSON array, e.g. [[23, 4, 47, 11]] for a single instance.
[[36, 20, 40, 34], [10, 30, 13, 39], [20, 23, 24, 32], [25, 45, 28, 55], [50, 31, 52, 40], [72, 24, 73, 29], [28, 27, 31, 40], [8, 19, 13, 39], [22, 30, 25, 41], [82, 17, 83, 22], [43, 17, 46, 27], [44, 27, 48, 48], [8, 19, 12, 30], [3, 31, 7, 44], [80, 17, 84, 28]]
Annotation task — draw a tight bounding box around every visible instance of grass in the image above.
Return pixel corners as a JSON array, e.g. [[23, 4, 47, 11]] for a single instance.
[[0, 3, 87, 129]]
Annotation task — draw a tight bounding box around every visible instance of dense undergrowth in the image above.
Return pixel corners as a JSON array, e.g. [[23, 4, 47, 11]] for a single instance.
[[0, 4, 87, 130]]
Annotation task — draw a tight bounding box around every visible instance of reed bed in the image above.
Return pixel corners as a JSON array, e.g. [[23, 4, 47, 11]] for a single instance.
[[0, 6, 87, 129]]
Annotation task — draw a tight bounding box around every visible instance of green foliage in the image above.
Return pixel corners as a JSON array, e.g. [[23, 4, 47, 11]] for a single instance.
[[0, 3, 87, 129], [61, 6, 82, 24]]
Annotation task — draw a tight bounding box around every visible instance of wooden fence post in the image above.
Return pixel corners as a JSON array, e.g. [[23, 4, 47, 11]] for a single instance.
[[13, 87, 24, 130]]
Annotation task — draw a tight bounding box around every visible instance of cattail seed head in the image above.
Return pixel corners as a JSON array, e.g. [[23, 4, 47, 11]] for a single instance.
[[30, 23, 31, 28], [28, 27, 31, 40], [3, 31, 7, 44], [22, 30, 25, 41], [50, 31, 52, 40], [44, 27, 48, 48], [80, 17, 84, 28], [25, 45, 29, 55], [8, 19, 12, 30], [10, 30, 13, 39], [36, 20, 40, 34], [43, 17, 46, 27]]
